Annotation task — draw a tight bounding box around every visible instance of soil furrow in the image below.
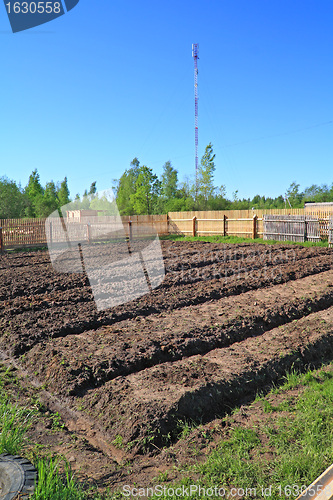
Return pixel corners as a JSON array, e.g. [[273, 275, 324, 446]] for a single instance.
[[0, 243, 330, 303], [0, 351, 127, 465], [80, 305, 333, 451], [1, 240, 333, 485], [19, 270, 333, 396], [0, 249, 332, 357]]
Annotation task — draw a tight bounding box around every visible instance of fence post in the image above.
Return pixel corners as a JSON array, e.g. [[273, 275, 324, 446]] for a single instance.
[[192, 216, 197, 237], [223, 215, 227, 237], [49, 222, 52, 246], [0, 227, 3, 254], [329, 219, 333, 248], [304, 219, 308, 242], [86, 223, 91, 244], [252, 215, 257, 240], [166, 215, 170, 235], [129, 220, 133, 242]]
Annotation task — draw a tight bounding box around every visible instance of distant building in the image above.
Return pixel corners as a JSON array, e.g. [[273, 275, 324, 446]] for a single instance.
[[66, 210, 99, 222], [304, 201, 333, 213]]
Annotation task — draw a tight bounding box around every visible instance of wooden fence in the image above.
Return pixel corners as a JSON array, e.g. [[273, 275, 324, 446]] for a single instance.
[[169, 214, 259, 239], [263, 215, 329, 243], [0, 209, 333, 252], [168, 209, 333, 241], [0, 218, 46, 251], [0, 215, 169, 252]]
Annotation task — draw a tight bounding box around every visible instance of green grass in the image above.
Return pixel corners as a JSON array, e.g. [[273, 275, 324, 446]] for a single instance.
[[161, 234, 329, 247], [4, 245, 48, 254], [0, 365, 105, 499], [0, 367, 33, 455], [3, 234, 328, 255], [2, 363, 333, 499], [31, 457, 88, 500], [148, 366, 333, 500]]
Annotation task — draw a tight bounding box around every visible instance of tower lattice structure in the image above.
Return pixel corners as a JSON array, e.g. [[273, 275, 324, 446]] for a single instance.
[[192, 43, 199, 195]]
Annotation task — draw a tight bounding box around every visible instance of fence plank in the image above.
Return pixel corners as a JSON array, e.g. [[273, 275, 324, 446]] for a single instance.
[[0, 215, 169, 251], [0, 210, 331, 251], [263, 214, 329, 243]]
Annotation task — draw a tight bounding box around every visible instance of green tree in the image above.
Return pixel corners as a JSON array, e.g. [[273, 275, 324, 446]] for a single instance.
[[90, 194, 118, 215], [177, 176, 195, 211], [115, 158, 141, 215], [304, 184, 321, 201], [130, 165, 161, 215], [154, 161, 180, 213], [25, 169, 44, 217], [67, 193, 82, 210], [275, 195, 285, 208], [161, 161, 178, 199], [197, 142, 216, 208], [0, 177, 27, 218], [209, 185, 230, 210], [88, 181, 97, 197], [57, 177, 70, 207], [35, 181, 58, 217], [286, 182, 303, 208]]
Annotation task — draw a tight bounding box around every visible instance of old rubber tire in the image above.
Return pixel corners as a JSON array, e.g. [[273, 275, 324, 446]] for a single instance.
[[0, 454, 37, 499]]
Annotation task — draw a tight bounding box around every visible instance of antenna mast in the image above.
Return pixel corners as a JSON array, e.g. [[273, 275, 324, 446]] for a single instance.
[[192, 43, 199, 196]]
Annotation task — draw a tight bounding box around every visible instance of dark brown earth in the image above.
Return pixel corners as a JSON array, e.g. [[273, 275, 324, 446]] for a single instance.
[[0, 240, 332, 491]]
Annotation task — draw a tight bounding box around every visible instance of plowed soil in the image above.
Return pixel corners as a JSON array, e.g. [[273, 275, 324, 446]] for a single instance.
[[0, 240, 332, 490]]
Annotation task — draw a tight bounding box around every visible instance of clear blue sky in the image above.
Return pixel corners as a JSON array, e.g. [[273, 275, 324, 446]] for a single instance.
[[1, 0, 332, 201]]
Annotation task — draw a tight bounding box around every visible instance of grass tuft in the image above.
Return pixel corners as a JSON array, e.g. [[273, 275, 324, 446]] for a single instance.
[[0, 368, 33, 455], [31, 457, 87, 500]]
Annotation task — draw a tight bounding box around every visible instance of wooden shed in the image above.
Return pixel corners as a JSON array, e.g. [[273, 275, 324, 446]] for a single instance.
[[304, 202, 333, 214], [66, 210, 99, 222]]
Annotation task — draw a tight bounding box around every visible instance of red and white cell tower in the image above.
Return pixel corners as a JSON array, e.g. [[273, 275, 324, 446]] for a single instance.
[[192, 43, 199, 194]]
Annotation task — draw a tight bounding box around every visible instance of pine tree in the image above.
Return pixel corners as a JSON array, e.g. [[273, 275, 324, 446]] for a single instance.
[[88, 181, 97, 197], [25, 169, 44, 217], [36, 181, 58, 217], [57, 177, 70, 207]]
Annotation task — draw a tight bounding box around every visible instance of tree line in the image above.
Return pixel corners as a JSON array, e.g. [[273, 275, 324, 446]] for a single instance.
[[114, 143, 333, 214], [1, 143, 333, 219], [0, 170, 115, 219], [0, 169, 71, 219]]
